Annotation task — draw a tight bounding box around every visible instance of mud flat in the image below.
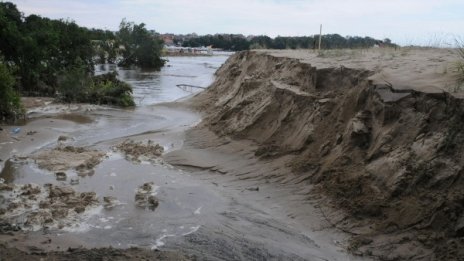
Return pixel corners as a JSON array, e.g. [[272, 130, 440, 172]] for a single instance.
[[181, 48, 464, 260]]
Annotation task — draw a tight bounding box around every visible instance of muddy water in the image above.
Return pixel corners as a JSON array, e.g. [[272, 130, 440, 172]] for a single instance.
[[1, 54, 362, 260], [2, 55, 227, 245]]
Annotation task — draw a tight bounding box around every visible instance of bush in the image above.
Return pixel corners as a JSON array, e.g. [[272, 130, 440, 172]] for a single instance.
[[58, 68, 135, 107], [0, 62, 24, 122], [90, 72, 135, 107]]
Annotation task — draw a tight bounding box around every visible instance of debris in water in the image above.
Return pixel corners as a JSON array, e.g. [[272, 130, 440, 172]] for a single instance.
[[135, 182, 159, 210], [103, 196, 118, 209], [55, 172, 67, 181], [11, 127, 20, 134], [57, 135, 69, 142], [70, 177, 79, 185]]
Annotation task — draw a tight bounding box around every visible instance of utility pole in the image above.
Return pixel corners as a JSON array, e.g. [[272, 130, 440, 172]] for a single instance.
[[318, 24, 322, 51]]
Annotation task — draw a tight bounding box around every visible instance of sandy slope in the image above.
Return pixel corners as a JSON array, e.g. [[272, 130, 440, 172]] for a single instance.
[[189, 48, 464, 260]]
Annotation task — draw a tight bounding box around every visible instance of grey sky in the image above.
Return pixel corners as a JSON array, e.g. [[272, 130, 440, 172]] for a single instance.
[[9, 0, 464, 46]]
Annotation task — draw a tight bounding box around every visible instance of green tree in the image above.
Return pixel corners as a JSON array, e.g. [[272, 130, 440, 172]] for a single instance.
[[0, 60, 23, 121], [117, 19, 165, 69]]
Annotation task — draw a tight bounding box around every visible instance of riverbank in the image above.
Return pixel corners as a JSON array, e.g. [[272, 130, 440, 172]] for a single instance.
[[2, 48, 463, 260], [0, 54, 366, 260], [187, 48, 464, 260]]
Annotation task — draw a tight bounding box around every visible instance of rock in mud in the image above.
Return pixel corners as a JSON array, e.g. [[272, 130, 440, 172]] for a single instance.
[[135, 182, 159, 210], [55, 172, 67, 181], [57, 135, 69, 142], [103, 196, 118, 209], [147, 195, 159, 208], [70, 177, 79, 185]]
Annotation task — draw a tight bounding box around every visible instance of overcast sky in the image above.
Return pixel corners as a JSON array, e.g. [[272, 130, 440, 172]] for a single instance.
[[8, 0, 464, 46]]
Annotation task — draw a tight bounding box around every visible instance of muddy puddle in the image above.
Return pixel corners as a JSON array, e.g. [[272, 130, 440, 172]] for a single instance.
[[1, 143, 226, 250], [0, 54, 362, 260]]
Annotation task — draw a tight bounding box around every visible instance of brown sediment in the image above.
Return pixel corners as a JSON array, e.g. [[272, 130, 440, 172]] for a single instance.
[[186, 50, 464, 260], [32, 145, 106, 173], [114, 139, 164, 163]]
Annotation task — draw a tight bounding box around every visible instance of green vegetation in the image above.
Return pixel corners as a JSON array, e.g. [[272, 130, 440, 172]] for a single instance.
[[0, 61, 24, 122], [58, 68, 135, 107], [117, 20, 165, 69], [181, 34, 250, 51], [0, 2, 165, 121], [181, 34, 396, 51]]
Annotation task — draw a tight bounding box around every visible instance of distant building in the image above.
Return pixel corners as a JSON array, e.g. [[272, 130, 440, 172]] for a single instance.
[[162, 35, 174, 46], [164, 45, 213, 55]]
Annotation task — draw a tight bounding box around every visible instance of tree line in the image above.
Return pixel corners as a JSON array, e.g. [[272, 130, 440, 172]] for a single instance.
[[0, 2, 165, 121], [181, 34, 396, 51]]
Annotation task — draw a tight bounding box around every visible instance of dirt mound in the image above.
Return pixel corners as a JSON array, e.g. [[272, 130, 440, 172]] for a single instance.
[[192, 51, 464, 260], [114, 139, 164, 163]]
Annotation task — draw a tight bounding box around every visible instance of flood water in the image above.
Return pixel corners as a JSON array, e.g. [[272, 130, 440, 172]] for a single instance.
[[1, 54, 362, 260], [95, 55, 226, 105], [1, 54, 230, 249]]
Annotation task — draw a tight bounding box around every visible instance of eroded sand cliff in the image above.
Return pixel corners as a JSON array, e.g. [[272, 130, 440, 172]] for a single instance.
[[191, 49, 464, 260]]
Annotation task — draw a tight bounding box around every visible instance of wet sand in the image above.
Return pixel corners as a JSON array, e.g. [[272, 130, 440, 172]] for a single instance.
[[0, 98, 363, 260]]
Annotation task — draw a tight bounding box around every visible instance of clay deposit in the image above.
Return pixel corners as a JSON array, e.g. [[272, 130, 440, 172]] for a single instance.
[[190, 49, 464, 260]]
